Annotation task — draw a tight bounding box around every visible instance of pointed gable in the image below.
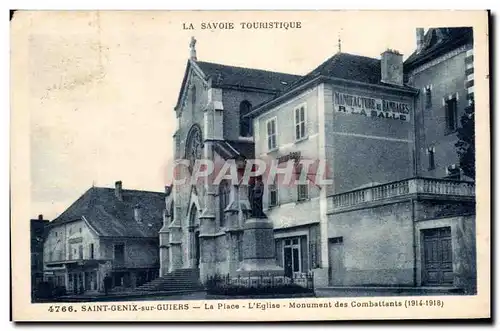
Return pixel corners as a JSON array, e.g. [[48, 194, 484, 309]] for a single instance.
[[174, 59, 208, 111]]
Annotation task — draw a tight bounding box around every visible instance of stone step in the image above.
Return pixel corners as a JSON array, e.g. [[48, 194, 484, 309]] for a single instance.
[[134, 268, 202, 292]]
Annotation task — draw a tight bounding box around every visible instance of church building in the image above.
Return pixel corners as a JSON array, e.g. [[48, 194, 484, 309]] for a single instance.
[[160, 28, 476, 291], [159, 37, 301, 282]]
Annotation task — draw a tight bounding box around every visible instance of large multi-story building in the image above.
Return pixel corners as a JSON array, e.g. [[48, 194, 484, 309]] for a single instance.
[[160, 28, 476, 291], [405, 27, 474, 180], [43, 181, 165, 294]]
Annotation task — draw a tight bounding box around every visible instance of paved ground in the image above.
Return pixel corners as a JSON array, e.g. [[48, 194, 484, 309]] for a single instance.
[[47, 290, 207, 303], [39, 287, 471, 303], [315, 288, 464, 298], [64, 291, 209, 302]]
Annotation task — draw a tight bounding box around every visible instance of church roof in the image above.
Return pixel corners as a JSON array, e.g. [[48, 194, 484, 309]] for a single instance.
[[196, 61, 302, 92], [50, 186, 165, 238], [404, 27, 473, 72], [174, 60, 301, 111]]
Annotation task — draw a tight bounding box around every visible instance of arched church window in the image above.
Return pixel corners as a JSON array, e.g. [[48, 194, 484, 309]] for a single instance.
[[185, 124, 203, 171], [191, 85, 197, 117], [189, 205, 197, 228], [219, 180, 231, 227], [239, 100, 253, 137]]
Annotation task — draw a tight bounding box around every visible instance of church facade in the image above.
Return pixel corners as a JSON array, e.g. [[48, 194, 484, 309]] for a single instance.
[[160, 28, 476, 291]]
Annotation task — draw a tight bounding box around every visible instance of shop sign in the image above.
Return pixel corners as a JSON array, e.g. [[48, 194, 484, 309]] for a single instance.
[[334, 92, 410, 122]]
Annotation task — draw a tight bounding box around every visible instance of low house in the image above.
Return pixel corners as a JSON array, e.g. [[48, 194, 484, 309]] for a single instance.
[[43, 181, 165, 294]]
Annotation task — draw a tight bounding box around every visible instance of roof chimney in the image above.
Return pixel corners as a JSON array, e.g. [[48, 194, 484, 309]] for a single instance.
[[380, 49, 404, 86], [189, 36, 197, 61], [134, 204, 142, 223], [416, 28, 425, 53], [38, 214, 44, 221], [165, 185, 172, 196], [115, 181, 123, 201]]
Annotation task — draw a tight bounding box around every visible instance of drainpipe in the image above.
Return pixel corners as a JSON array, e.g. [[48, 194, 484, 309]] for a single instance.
[[412, 92, 421, 178], [411, 197, 417, 286]]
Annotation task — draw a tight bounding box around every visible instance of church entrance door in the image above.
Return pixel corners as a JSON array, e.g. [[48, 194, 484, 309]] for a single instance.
[[194, 231, 200, 269]]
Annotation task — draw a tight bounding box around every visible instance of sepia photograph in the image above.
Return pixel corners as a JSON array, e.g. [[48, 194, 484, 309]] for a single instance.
[[11, 10, 490, 321]]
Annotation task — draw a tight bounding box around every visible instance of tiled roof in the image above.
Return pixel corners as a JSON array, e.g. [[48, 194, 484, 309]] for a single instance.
[[404, 27, 473, 71], [196, 61, 301, 92], [213, 140, 255, 160], [51, 187, 166, 238], [289, 52, 383, 88], [287, 52, 417, 91], [248, 52, 416, 117]]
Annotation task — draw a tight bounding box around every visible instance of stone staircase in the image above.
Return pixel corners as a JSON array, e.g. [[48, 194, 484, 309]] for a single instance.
[[134, 268, 204, 292]]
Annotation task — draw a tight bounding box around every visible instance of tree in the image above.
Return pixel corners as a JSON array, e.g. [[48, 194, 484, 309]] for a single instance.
[[455, 99, 475, 179]]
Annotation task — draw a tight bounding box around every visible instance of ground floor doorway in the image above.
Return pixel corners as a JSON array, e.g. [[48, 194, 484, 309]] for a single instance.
[[328, 237, 345, 286], [68, 270, 98, 294], [283, 237, 301, 277], [421, 227, 453, 286]]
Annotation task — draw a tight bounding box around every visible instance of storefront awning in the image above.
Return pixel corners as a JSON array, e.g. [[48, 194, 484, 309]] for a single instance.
[[45, 259, 110, 269]]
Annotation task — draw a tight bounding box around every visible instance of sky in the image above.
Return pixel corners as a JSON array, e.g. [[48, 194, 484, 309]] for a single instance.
[[17, 11, 424, 220]]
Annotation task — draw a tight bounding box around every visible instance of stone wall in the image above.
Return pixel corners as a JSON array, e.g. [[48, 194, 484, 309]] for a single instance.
[[327, 201, 415, 286], [100, 237, 159, 269]]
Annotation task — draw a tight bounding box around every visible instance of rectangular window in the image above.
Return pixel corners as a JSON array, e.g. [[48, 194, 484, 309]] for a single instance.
[[425, 86, 432, 109], [89, 243, 94, 259], [268, 177, 278, 207], [427, 147, 435, 170], [266, 117, 277, 151], [294, 105, 307, 141], [114, 243, 125, 264], [283, 236, 304, 274], [297, 167, 309, 201], [78, 245, 83, 259], [297, 183, 309, 201], [445, 98, 458, 133]]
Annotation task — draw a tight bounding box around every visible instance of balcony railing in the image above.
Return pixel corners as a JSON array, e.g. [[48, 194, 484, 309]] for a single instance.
[[330, 177, 475, 210]]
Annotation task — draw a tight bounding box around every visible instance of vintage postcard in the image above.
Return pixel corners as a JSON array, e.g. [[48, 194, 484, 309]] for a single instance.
[[10, 10, 490, 321]]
